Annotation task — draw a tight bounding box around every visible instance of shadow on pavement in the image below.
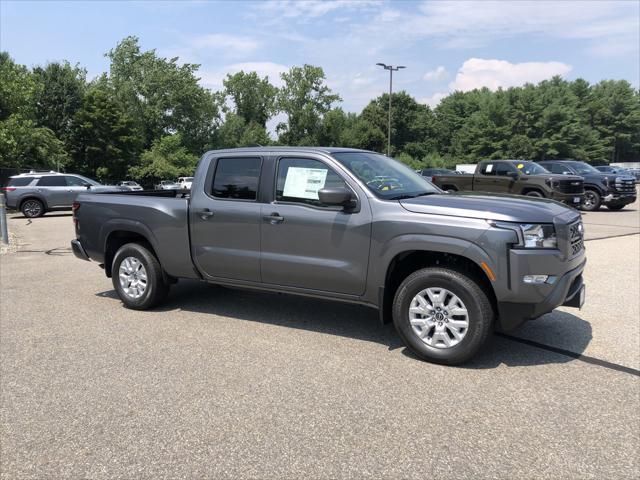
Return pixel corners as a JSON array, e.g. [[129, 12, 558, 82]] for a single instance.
[[96, 279, 592, 369], [9, 212, 73, 219]]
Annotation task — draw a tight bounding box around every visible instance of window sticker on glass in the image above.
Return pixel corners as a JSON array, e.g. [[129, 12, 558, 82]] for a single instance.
[[485, 164, 493, 173], [283, 167, 328, 200]]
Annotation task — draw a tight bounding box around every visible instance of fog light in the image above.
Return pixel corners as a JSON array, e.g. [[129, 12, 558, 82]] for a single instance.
[[523, 275, 548, 284]]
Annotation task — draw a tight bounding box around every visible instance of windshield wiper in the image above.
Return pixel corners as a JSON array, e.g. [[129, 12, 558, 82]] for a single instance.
[[389, 192, 437, 201]]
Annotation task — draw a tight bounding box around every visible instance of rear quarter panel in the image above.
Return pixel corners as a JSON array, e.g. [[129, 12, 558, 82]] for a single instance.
[[75, 193, 198, 279]]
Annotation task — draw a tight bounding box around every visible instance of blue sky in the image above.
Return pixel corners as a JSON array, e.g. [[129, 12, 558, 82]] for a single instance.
[[2, 0, 639, 113]]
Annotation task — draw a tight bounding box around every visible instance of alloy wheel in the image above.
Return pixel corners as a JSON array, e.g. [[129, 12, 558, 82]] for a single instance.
[[118, 257, 148, 299], [408, 287, 469, 349]]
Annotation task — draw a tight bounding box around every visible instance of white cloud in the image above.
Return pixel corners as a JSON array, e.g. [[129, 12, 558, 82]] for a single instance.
[[449, 58, 572, 92], [421, 58, 572, 108], [189, 34, 260, 54], [423, 66, 448, 82], [257, 0, 380, 19], [199, 61, 289, 89], [421, 92, 448, 108]]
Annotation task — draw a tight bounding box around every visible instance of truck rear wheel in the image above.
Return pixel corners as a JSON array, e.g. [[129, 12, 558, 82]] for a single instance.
[[112, 242, 169, 310], [392, 268, 494, 365]]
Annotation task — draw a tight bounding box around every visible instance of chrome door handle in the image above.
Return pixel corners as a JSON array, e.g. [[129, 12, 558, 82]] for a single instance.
[[263, 212, 284, 224], [199, 209, 214, 220]]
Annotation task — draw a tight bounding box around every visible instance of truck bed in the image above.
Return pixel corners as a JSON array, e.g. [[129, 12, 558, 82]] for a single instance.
[[74, 191, 197, 280]]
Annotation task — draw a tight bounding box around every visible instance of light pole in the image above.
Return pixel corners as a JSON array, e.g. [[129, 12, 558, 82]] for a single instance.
[[376, 63, 405, 156]]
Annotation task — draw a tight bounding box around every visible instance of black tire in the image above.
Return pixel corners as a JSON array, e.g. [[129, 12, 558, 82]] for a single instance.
[[581, 189, 601, 211], [21, 198, 45, 218], [607, 204, 625, 211], [111, 242, 169, 310], [525, 190, 544, 198], [392, 268, 494, 365]]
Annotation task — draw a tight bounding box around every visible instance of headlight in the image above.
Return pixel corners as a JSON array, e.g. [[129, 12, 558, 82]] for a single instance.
[[519, 224, 557, 249]]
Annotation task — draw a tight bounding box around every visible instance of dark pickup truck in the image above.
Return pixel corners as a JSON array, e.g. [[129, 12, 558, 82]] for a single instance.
[[71, 148, 586, 365], [538, 160, 637, 211], [432, 160, 585, 207]]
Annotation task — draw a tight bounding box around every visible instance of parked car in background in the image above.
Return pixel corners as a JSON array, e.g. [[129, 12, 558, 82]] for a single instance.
[[538, 160, 637, 211], [177, 177, 194, 190], [418, 168, 458, 182], [595, 165, 640, 183], [154, 180, 180, 190], [71, 147, 586, 365], [2, 172, 129, 218], [431, 160, 584, 207], [118, 181, 143, 191]]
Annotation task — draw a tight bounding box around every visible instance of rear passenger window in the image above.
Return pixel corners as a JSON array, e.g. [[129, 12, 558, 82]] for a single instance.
[[211, 157, 261, 200], [276, 157, 348, 207], [37, 176, 66, 186], [7, 177, 34, 187]]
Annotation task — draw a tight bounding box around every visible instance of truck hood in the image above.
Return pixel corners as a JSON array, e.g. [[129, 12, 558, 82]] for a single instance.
[[399, 192, 575, 223]]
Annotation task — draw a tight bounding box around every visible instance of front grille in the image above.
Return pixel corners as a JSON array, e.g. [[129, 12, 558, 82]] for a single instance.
[[557, 179, 584, 194], [614, 179, 636, 194], [568, 220, 585, 256]]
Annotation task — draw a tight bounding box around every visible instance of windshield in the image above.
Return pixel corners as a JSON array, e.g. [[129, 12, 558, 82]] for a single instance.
[[513, 161, 550, 175], [332, 151, 440, 200], [568, 162, 600, 174]]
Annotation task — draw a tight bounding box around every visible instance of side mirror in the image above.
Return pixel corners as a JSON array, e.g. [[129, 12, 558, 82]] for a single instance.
[[318, 187, 352, 208], [85, 185, 91, 190]]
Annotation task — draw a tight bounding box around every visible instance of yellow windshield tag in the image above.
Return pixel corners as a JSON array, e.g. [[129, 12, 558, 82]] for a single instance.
[[517, 163, 524, 169]]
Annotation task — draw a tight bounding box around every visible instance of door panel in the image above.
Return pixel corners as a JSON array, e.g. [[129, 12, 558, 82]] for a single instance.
[[260, 156, 372, 296], [189, 156, 263, 282], [260, 204, 372, 295]]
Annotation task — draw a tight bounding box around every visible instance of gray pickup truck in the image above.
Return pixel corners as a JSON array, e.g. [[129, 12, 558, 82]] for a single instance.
[[71, 148, 586, 365]]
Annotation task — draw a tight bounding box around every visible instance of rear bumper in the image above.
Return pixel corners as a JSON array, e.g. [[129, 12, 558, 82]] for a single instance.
[[71, 239, 90, 261], [496, 259, 586, 331]]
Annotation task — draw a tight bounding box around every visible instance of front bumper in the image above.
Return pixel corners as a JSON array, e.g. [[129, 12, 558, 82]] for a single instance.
[[550, 191, 584, 206], [71, 239, 90, 261], [497, 259, 586, 331], [602, 192, 636, 206]]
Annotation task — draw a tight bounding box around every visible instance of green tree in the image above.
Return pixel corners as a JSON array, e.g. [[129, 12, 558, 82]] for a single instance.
[[70, 85, 140, 181], [129, 134, 199, 184], [107, 36, 220, 152], [223, 71, 278, 128], [32, 61, 87, 143], [0, 115, 69, 170], [0, 52, 36, 121], [276, 65, 341, 145], [214, 113, 271, 149], [361, 91, 437, 157]]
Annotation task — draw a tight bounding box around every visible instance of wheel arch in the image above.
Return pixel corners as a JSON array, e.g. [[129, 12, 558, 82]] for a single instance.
[[521, 187, 546, 197], [19, 195, 48, 211], [379, 248, 498, 325], [103, 228, 160, 278]]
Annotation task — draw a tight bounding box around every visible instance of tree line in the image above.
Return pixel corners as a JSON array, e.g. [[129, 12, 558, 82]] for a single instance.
[[1, 36, 638, 185]]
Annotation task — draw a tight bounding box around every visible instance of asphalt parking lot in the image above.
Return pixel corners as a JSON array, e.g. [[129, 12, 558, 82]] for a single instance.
[[1, 207, 639, 479]]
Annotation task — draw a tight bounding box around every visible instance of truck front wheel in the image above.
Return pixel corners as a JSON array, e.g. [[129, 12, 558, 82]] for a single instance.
[[112, 242, 169, 310], [392, 268, 494, 365], [581, 190, 601, 211]]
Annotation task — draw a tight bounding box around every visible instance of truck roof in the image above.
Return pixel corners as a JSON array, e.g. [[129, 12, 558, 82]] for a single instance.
[[204, 147, 377, 155]]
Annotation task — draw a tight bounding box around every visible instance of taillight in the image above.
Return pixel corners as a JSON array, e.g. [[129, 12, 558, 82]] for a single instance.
[[72, 201, 80, 225], [2, 187, 16, 192]]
